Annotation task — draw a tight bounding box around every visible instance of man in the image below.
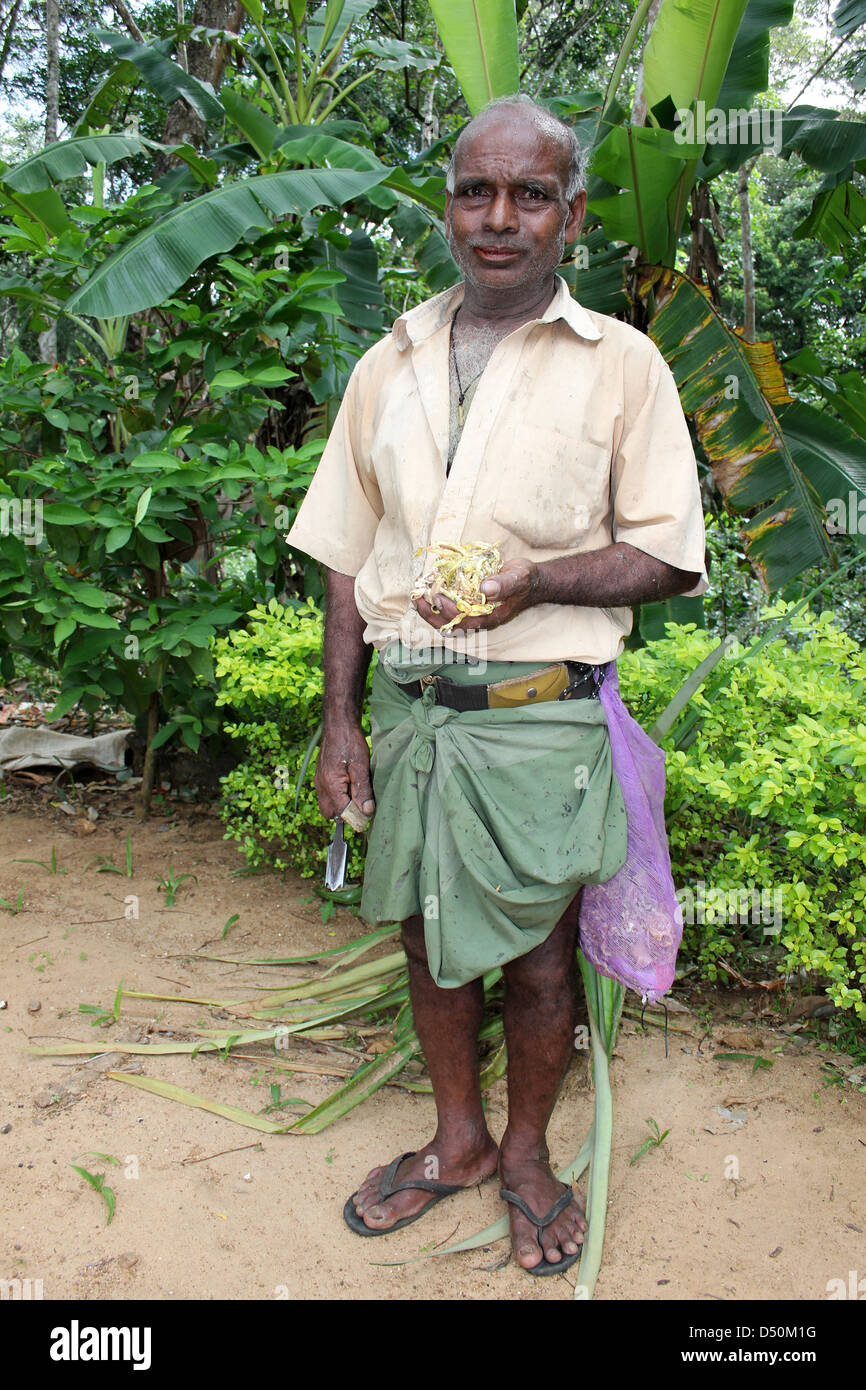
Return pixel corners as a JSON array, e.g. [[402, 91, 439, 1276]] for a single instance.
[[287, 95, 707, 1276]]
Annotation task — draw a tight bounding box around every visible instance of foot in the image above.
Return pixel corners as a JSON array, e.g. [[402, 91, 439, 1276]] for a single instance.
[[351, 1133, 499, 1232], [499, 1146, 587, 1272]]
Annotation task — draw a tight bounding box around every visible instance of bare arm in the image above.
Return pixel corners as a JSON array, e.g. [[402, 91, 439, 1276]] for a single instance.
[[314, 568, 376, 819], [414, 543, 701, 632], [529, 543, 700, 607]]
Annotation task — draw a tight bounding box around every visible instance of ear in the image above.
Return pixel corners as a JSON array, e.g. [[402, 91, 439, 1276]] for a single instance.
[[564, 190, 586, 244], [444, 190, 453, 235]]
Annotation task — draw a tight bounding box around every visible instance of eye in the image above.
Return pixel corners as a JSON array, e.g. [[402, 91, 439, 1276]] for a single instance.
[[519, 187, 548, 203]]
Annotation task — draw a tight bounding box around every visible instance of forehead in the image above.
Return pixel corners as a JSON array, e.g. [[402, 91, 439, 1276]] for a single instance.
[[453, 113, 569, 188]]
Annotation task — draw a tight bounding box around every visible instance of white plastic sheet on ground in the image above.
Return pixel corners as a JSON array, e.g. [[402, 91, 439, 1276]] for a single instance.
[[0, 727, 131, 773]]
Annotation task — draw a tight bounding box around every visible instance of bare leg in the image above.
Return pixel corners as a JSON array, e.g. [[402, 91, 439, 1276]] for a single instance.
[[351, 914, 499, 1230], [499, 893, 587, 1270]]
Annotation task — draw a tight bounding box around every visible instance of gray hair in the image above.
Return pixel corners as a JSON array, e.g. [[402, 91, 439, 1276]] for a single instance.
[[445, 95, 588, 201]]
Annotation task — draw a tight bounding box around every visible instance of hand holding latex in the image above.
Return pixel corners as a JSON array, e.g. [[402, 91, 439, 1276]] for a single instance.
[[413, 558, 538, 632]]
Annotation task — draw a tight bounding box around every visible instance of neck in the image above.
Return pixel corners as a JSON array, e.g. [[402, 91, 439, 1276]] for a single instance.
[[458, 275, 558, 330]]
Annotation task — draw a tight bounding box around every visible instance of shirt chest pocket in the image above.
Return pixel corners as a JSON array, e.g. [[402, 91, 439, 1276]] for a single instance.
[[491, 422, 611, 551]]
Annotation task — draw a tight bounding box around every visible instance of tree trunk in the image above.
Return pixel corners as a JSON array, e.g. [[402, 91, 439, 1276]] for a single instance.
[[630, 0, 663, 127], [136, 563, 167, 820], [738, 161, 757, 343], [420, 74, 438, 147], [110, 0, 145, 42], [0, 0, 23, 87], [136, 690, 161, 820], [44, 0, 59, 143], [38, 0, 59, 365], [624, 0, 663, 336], [153, 0, 242, 175], [176, 0, 188, 72]]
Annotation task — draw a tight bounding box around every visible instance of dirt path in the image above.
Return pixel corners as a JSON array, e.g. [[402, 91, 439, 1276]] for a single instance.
[[1, 806, 863, 1302]]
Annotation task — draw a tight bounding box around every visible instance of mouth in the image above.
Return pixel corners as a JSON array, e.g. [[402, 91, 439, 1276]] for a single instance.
[[472, 245, 522, 264]]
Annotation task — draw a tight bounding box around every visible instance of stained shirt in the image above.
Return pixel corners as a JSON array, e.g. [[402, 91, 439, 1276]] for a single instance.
[[286, 275, 708, 664]]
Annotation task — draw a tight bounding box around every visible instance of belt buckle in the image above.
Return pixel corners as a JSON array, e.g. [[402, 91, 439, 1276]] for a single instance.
[[419, 674, 438, 699]]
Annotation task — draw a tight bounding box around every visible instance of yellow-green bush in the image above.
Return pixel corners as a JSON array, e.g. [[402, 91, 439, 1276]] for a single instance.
[[212, 599, 368, 879], [620, 604, 866, 1017]]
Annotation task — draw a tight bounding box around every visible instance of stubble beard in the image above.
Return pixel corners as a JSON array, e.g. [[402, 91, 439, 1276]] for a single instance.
[[447, 221, 568, 298]]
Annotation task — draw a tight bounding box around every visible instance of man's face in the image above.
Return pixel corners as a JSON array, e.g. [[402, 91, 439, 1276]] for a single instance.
[[444, 113, 586, 297]]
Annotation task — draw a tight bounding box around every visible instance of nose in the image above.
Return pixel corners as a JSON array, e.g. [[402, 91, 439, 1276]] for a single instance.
[[483, 191, 518, 234]]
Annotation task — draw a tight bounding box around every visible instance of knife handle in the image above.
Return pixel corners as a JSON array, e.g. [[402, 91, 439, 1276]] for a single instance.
[[338, 800, 371, 832]]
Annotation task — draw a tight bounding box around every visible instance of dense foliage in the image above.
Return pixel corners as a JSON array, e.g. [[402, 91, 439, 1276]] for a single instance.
[[213, 598, 368, 880], [620, 607, 866, 1017]]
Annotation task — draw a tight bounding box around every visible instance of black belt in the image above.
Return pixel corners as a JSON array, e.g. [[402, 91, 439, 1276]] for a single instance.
[[395, 661, 603, 712]]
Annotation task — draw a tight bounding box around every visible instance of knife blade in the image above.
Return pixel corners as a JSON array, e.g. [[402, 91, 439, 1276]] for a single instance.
[[325, 816, 348, 891]]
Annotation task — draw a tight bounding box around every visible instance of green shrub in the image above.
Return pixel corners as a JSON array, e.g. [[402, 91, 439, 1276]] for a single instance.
[[213, 599, 369, 879], [214, 598, 866, 1017], [619, 604, 866, 1017]]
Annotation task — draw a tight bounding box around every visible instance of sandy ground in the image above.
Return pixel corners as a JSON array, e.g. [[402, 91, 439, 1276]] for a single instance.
[[1, 802, 864, 1303]]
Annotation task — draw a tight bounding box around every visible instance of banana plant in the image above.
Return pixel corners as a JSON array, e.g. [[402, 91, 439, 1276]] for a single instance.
[[6, 2, 445, 321], [425, 0, 519, 113], [425, 0, 866, 593]]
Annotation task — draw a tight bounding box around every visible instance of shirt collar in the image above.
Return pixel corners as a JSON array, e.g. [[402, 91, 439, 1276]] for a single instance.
[[392, 273, 603, 350]]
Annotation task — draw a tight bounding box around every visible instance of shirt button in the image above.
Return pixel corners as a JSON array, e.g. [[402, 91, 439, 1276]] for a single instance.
[[526, 687, 537, 698]]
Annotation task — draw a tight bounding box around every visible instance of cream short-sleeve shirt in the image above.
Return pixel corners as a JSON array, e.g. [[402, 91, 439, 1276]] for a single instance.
[[287, 275, 708, 664]]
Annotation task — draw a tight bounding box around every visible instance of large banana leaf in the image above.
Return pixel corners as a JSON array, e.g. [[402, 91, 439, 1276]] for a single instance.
[[306, 0, 379, 59], [589, 0, 750, 266], [785, 349, 866, 436], [704, 105, 866, 177], [562, 227, 629, 317], [587, 125, 704, 264], [94, 30, 225, 123], [221, 90, 280, 160], [835, 0, 866, 30], [72, 60, 140, 136], [794, 165, 866, 250], [777, 400, 866, 553], [835, 0, 866, 85], [642, 0, 750, 115], [426, 0, 519, 115], [642, 268, 834, 589], [273, 126, 385, 172], [1, 135, 145, 193], [65, 166, 389, 317], [0, 185, 71, 236], [715, 0, 794, 108], [781, 106, 866, 172], [593, 0, 813, 265]]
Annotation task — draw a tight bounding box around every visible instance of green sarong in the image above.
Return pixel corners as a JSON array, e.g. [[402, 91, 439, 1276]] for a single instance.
[[360, 656, 628, 988]]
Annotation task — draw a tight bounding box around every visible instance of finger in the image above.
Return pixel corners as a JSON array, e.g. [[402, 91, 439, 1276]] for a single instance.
[[413, 596, 448, 629], [314, 759, 351, 818], [432, 592, 460, 617], [347, 759, 375, 816], [481, 572, 521, 601], [482, 558, 534, 602]]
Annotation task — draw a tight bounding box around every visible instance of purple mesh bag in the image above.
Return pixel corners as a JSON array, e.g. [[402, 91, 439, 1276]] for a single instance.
[[579, 661, 682, 1003]]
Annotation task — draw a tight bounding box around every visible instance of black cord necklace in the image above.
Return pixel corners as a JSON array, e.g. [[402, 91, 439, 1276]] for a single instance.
[[450, 309, 484, 427]]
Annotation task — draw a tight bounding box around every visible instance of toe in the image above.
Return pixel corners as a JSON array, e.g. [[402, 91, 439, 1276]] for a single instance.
[[510, 1213, 543, 1269], [362, 1202, 391, 1228], [541, 1236, 562, 1267], [516, 1243, 543, 1269]]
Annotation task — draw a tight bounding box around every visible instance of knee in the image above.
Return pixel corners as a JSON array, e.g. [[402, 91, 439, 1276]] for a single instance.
[[400, 914, 428, 967], [504, 949, 576, 1005]]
